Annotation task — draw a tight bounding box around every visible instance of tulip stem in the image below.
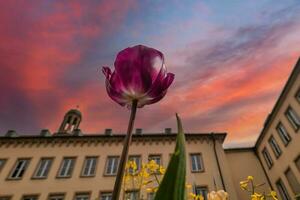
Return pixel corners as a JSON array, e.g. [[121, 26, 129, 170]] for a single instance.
[[112, 99, 138, 200]]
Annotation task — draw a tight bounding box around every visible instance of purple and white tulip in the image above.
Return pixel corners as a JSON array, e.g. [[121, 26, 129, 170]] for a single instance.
[[102, 45, 174, 108]]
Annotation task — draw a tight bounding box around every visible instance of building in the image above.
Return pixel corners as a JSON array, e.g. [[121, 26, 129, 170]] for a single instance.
[[0, 58, 299, 200]]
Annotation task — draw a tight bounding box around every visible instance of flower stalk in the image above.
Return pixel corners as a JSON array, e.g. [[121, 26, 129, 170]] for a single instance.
[[112, 99, 138, 200]]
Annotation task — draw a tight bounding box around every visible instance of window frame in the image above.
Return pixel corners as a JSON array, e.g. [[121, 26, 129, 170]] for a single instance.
[[148, 154, 162, 166], [294, 154, 300, 172], [32, 157, 54, 179], [195, 186, 208, 200], [47, 193, 66, 200], [284, 167, 300, 194], [80, 156, 98, 177], [104, 156, 120, 176], [0, 196, 12, 200], [295, 87, 300, 104], [56, 157, 76, 178], [268, 135, 282, 158], [262, 148, 273, 169], [285, 106, 300, 131], [124, 190, 140, 200], [190, 153, 205, 173], [128, 155, 142, 172], [0, 158, 8, 173], [73, 192, 91, 200], [276, 122, 291, 146], [276, 179, 291, 200], [99, 191, 112, 200], [7, 158, 31, 180], [21, 194, 40, 200]]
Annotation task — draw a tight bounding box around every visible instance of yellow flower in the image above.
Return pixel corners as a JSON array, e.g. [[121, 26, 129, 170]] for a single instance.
[[147, 160, 159, 172], [207, 190, 228, 200], [240, 180, 249, 190], [186, 184, 192, 189], [269, 191, 278, 200], [247, 176, 254, 181], [159, 166, 165, 174], [251, 193, 264, 200]]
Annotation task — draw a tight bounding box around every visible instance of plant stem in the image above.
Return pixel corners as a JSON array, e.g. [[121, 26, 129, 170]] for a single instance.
[[112, 99, 138, 200]]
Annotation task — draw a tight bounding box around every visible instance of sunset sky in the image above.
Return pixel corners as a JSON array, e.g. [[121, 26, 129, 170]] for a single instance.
[[1, 1, 300, 146]]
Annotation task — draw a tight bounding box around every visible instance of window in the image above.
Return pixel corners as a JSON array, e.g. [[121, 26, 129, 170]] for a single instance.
[[147, 193, 155, 200], [296, 88, 300, 103], [0, 159, 7, 172], [74, 193, 90, 200], [195, 186, 208, 200], [0, 196, 11, 200], [285, 168, 300, 194], [48, 194, 65, 200], [285, 107, 300, 130], [9, 158, 30, 179], [105, 156, 119, 175], [57, 157, 76, 178], [262, 148, 273, 168], [125, 191, 139, 200], [276, 123, 291, 145], [33, 158, 53, 178], [276, 179, 291, 200], [81, 157, 97, 177], [148, 155, 161, 165], [190, 153, 204, 172], [295, 155, 300, 171], [100, 192, 112, 200], [128, 155, 141, 172], [22, 195, 38, 200], [268, 136, 282, 158]]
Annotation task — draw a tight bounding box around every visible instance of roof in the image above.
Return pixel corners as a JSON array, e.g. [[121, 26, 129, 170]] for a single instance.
[[255, 57, 300, 148], [0, 132, 227, 142]]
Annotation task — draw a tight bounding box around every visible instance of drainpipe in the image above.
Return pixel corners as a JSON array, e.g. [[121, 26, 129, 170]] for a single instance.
[[211, 133, 226, 191], [254, 150, 274, 190]]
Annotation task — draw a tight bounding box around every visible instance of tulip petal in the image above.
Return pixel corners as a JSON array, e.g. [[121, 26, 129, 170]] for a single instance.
[[114, 45, 165, 95], [147, 72, 175, 98]]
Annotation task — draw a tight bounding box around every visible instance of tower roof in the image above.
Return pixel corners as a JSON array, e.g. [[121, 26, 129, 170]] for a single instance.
[[66, 109, 82, 118]]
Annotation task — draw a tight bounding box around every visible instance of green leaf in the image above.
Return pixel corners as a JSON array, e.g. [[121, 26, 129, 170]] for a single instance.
[[154, 113, 186, 200]]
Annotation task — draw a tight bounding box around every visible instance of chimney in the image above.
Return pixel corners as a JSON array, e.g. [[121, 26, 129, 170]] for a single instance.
[[40, 129, 51, 137], [5, 130, 18, 137], [135, 128, 142, 135], [73, 129, 83, 136], [165, 128, 172, 134], [104, 128, 112, 136]]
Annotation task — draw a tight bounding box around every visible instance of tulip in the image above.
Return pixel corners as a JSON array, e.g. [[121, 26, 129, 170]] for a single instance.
[[102, 44, 174, 108], [207, 190, 228, 200], [102, 45, 174, 200]]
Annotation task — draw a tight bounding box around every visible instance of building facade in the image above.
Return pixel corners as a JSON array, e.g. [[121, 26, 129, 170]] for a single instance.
[[0, 58, 299, 200]]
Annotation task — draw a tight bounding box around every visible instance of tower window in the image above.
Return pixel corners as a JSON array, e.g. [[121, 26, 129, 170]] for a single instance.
[[9, 158, 30, 179], [73, 117, 78, 125], [57, 157, 76, 178]]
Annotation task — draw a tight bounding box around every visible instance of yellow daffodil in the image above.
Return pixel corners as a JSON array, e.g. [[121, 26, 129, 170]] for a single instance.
[[159, 166, 165, 174], [251, 193, 265, 200], [240, 180, 249, 190], [207, 190, 228, 200], [269, 191, 278, 200], [247, 176, 254, 181]]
